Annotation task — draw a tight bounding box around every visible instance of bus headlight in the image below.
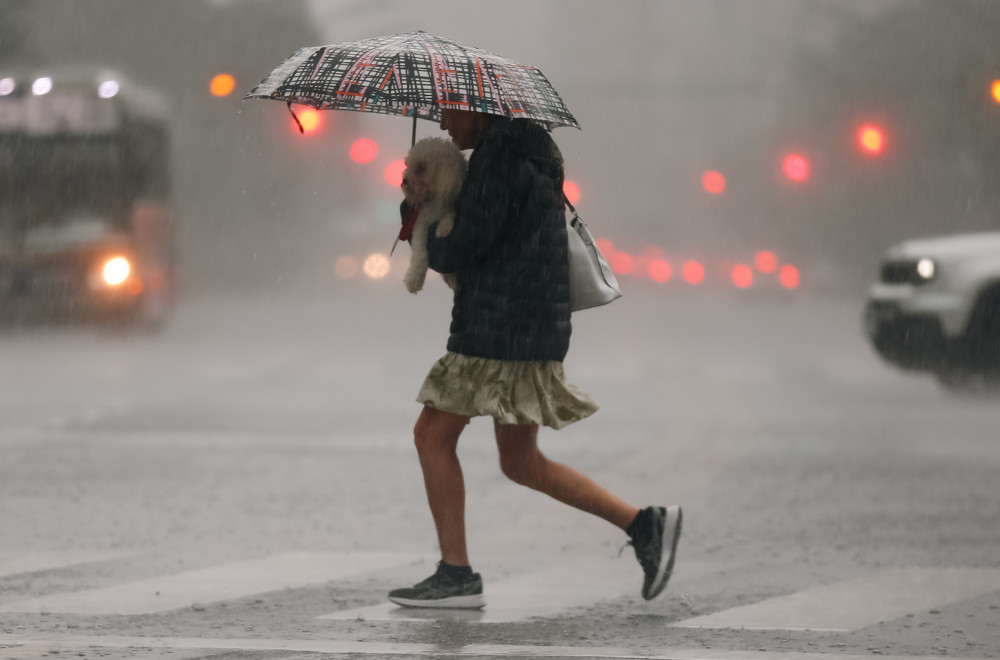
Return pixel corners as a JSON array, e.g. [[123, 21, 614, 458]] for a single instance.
[[915, 258, 936, 282], [103, 257, 131, 286]]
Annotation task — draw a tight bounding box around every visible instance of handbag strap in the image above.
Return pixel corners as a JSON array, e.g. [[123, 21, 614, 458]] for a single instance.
[[562, 192, 579, 218], [563, 193, 588, 231]]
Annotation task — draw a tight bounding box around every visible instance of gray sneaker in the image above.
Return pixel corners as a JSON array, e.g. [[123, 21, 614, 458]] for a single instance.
[[628, 505, 683, 600], [388, 561, 485, 609]]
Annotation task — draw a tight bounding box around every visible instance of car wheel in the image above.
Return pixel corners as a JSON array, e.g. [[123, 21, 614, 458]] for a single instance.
[[965, 284, 1000, 365]]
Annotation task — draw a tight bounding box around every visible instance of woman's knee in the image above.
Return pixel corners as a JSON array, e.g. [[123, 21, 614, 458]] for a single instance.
[[413, 407, 464, 455], [498, 446, 547, 487]]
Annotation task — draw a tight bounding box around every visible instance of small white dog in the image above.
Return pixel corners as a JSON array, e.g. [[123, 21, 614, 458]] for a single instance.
[[400, 137, 467, 293]]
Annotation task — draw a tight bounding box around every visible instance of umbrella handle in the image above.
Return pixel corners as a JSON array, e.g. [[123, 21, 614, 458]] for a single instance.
[[287, 102, 304, 134], [411, 114, 417, 147]]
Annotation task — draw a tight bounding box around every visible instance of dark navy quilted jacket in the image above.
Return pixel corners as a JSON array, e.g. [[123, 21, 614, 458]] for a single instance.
[[426, 118, 571, 362]]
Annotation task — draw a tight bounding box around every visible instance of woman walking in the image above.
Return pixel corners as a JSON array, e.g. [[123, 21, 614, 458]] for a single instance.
[[389, 108, 682, 608]]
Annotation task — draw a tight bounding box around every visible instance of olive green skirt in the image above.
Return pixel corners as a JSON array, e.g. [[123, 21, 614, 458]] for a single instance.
[[416, 352, 599, 429]]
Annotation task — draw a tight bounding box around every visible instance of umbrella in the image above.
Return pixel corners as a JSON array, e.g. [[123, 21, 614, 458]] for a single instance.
[[244, 30, 580, 141]]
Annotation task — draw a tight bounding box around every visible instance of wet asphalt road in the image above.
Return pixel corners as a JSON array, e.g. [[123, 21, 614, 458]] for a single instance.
[[1, 282, 998, 659]]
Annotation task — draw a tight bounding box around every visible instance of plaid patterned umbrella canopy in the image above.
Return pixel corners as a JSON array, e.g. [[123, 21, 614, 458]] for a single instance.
[[245, 31, 579, 130]]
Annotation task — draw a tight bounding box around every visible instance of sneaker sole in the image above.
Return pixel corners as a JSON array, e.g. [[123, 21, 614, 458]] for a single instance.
[[645, 505, 683, 600], [388, 593, 485, 609]]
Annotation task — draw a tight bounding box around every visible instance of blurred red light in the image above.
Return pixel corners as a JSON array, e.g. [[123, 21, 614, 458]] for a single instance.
[[992, 80, 1000, 104], [297, 108, 322, 133], [595, 238, 615, 256], [858, 125, 885, 154], [779, 264, 800, 289], [638, 244, 665, 259], [210, 74, 235, 97], [649, 259, 672, 283], [610, 252, 633, 275], [682, 261, 705, 285], [564, 180, 581, 205], [783, 153, 809, 181], [731, 264, 753, 288], [350, 138, 379, 164], [384, 160, 406, 186], [755, 250, 778, 273], [702, 170, 726, 195]]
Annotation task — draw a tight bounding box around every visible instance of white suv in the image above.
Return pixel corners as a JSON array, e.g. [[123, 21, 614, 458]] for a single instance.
[[864, 232, 1000, 390]]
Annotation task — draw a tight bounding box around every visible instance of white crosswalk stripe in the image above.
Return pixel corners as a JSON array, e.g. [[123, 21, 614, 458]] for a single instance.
[[320, 557, 636, 623], [0, 550, 135, 579], [671, 567, 1000, 631], [319, 558, 719, 623], [4, 550, 997, 633], [0, 551, 422, 615], [0, 634, 980, 660]]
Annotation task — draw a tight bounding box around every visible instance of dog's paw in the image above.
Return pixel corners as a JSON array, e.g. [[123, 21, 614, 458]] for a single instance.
[[441, 273, 458, 290], [404, 276, 423, 294], [435, 214, 455, 238], [404, 267, 426, 294]]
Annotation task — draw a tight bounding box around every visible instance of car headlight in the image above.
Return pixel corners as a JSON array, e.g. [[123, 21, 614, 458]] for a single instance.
[[103, 256, 131, 286], [915, 257, 936, 282]]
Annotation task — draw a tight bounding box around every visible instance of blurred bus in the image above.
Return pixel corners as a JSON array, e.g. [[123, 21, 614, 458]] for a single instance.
[[0, 67, 176, 327]]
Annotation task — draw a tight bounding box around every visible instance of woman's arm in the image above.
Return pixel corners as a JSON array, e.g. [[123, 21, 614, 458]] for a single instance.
[[426, 140, 516, 273]]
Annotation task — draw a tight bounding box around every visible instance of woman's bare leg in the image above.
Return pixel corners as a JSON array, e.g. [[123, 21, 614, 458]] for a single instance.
[[413, 406, 473, 566], [494, 421, 639, 531]]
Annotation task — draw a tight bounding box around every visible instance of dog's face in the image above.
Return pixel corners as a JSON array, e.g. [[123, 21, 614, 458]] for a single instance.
[[401, 158, 433, 205], [401, 138, 467, 206]]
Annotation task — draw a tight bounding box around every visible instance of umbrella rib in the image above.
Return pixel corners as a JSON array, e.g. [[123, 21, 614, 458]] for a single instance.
[[309, 46, 329, 80], [475, 58, 484, 101]]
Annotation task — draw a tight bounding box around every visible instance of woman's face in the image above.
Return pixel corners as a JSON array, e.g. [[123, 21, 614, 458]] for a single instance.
[[439, 109, 487, 150]]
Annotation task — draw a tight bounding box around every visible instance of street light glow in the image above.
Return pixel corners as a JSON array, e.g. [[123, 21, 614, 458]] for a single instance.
[[297, 108, 321, 133], [210, 74, 236, 97], [858, 125, 885, 154], [363, 253, 391, 279]]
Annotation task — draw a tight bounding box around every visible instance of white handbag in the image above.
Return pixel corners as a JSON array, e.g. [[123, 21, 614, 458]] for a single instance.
[[565, 197, 622, 312]]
